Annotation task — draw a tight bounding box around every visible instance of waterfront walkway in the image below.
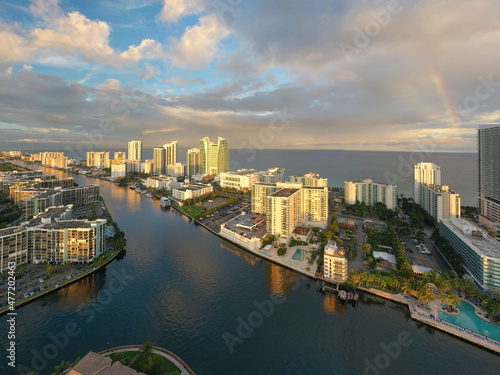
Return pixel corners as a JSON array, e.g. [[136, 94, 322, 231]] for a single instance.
[[408, 298, 500, 353], [99, 345, 196, 375], [358, 287, 500, 354]]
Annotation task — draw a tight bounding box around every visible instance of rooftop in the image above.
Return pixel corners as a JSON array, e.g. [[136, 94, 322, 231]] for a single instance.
[[175, 183, 210, 192], [441, 219, 500, 258], [0, 225, 27, 237], [69, 352, 145, 375], [373, 251, 397, 266], [292, 226, 311, 236], [270, 188, 299, 198], [37, 205, 73, 220], [263, 168, 284, 175], [43, 220, 101, 229], [223, 169, 260, 176]]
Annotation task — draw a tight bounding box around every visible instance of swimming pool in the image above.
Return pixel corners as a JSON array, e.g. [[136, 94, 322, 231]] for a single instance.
[[292, 249, 305, 261], [438, 300, 500, 341]]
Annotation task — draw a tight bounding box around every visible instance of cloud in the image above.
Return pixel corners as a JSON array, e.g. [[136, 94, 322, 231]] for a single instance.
[[142, 127, 180, 135], [158, 0, 205, 23], [0, 0, 166, 67], [169, 14, 230, 68]]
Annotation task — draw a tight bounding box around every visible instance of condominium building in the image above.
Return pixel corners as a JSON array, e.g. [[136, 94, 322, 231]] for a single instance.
[[143, 160, 154, 175], [153, 146, 166, 175], [300, 186, 329, 223], [290, 173, 328, 187], [260, 168, 285, 183], [114, 152, 126, 160], [146, 176, 178, 189], [187, 148, 201, 177], [199, 137, 229, 175], [86, 152, 110, 169], [127, 140, 142, 161], [414, 162, 441, 204], [111, 163, 126, 179], [420, 184, 461, 221], [39, 152, 69, 169], [7, 176, 74, 201], [266, 188, 301, 237], [164, 141, 178, 166], [323, 241, 348, 282], [172, 183, 213, 201], [251, 182, 282, 214], [220, 169, 261, 190], [478, 125, 500, 230], [166, 163, 186, 177], [440, 219, 500, 293], [253, 181, 328, 237], [125, 160, 142, 173], [0, 205, 106, 272], [25, 185, 100, 218], [344, 178, 398, 210]]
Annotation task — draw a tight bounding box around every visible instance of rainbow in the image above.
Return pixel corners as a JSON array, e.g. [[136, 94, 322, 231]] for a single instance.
[[431, 72, 461, 128]]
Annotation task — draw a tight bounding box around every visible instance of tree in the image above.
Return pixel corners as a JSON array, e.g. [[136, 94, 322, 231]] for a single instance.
[[440, 290, 460, 311], [140, 341, 155, 359], [361, 244, 371, 256], [54, 360, 72, 374]]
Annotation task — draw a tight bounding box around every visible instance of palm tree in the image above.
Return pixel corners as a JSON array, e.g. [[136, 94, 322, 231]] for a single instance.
[[140, 341, 155, 359], [440, 290, 461, 311], [54, 360, 72, 375]]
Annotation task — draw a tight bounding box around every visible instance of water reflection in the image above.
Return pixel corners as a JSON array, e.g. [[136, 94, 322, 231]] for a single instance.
[[266, 262, 298, 296], [41, 271, 107, 312], [322, 292, 347, 315], [220, 240, 259, 266]]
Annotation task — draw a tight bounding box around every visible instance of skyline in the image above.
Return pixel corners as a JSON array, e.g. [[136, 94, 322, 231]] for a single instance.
[[2, 0, 500, 152]]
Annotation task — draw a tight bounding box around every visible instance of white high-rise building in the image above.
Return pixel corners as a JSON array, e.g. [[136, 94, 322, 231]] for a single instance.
[[289, 173, 328, 187], [414, 162, 441, 204], [86, 152, 110, 169], [252, 181, 328, 238], [187, 148, 200, 177], [344, 178, 398, 210], [114, 152, 126, 160], [220, 169, 261, 190], [128, 141, 142, 162], [420, 184, 461, 221], [167, 163, 186, 177], [323, 241, 348, 282], [153, 147, 165, 176], [199, 137, 229, 175], [260, 168, 285, 183], [164, 141, 178, 167], [111, 163, 126, 179]]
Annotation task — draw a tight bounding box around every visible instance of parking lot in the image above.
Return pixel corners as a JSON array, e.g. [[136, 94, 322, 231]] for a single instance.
[[0, 261, 94, 309], [200, 198, 252, 232], [399, 233, 450, 271]]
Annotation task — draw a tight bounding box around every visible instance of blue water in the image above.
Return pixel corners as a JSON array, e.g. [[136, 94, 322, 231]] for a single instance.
[[439, 301, 500, 341], [292, 249, 305, 261]]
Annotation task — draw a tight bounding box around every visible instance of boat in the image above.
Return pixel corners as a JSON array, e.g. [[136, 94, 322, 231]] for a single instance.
[[129, 184, 137, 190], [160, 197, 171, 207], [135, 188, 141, 193], [146, 193, 153, 198]]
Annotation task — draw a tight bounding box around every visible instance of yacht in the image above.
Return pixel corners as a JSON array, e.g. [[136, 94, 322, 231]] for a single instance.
[[160, 197, 171, 207]]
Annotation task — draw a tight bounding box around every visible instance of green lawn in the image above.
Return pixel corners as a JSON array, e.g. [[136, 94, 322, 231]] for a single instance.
[[178, 204, 206, 218], [108, 351, 182, 375]]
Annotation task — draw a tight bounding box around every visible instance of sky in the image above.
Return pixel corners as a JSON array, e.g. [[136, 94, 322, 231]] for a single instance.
[[1, 0, 500, 153]]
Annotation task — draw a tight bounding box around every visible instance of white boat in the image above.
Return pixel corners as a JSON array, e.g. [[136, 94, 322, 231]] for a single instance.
[[135, 188, 141, 193], [146, 192, 153, 198], [160, 197, 171, 207]]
